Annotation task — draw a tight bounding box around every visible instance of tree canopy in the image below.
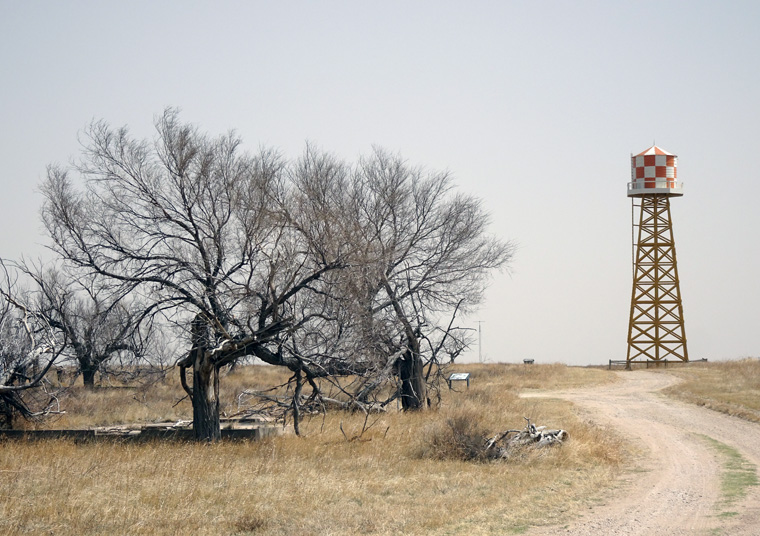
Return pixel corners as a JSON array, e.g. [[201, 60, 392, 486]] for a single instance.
[[34, 109, 514, 440]]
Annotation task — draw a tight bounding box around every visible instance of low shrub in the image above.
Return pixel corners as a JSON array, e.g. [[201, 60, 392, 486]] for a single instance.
[[418, 409, 491, 461]]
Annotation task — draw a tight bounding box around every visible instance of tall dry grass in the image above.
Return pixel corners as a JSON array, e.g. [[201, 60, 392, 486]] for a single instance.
[[21, 364, 296, 430], [1, 363, 623, 535], [661, 357, 760, 423]]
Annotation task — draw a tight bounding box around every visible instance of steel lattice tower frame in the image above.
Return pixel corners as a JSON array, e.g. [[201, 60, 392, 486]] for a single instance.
[[627, 195, 688, 363]]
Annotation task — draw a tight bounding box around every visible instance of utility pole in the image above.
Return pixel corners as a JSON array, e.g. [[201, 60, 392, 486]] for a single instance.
[[477, 321, 484, 363]]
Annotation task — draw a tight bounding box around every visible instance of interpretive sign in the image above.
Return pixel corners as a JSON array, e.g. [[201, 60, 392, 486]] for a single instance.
[[447, 372, 471, 389]]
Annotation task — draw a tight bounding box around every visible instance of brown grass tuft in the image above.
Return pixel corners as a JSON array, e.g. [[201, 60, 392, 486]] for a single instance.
[[231, 513, 269, 534], [418, 408, 490, 461]]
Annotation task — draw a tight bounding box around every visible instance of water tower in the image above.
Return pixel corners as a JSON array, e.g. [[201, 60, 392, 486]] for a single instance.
[[626, 145, 688, 365]]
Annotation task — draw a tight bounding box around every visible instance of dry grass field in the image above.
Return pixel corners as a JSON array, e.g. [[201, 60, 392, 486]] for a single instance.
[[1, 363, 625, 535], [3, 359, 759, 535], [659, 357, 760, 423]]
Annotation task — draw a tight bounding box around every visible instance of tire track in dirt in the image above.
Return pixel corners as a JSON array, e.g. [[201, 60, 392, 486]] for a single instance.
[[522, 370, 760, 535]]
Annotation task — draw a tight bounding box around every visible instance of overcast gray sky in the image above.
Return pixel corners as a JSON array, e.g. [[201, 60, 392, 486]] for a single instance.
[[1, 1, 758, 365]]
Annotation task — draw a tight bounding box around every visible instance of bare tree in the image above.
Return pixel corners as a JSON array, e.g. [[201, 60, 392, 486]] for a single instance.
[[41, 110, 350, 440], [22, 264, 153, 388], [245, 148, 515, 418], [344, 149, 514, 409], [0, 261, 64, 428]]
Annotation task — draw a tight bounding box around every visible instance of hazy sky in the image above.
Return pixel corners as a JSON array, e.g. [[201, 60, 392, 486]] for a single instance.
[[1, 1, 758, 365]]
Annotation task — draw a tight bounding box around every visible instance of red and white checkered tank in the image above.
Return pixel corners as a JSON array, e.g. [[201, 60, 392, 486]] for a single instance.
[[631, 146, 677, 188]]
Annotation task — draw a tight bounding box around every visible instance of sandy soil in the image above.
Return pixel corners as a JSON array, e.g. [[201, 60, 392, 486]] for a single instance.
[[523, 370, 760, 535]]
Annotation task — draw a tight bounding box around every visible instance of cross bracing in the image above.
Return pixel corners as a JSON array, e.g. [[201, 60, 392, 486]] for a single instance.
[[627, 195, 688, 363]]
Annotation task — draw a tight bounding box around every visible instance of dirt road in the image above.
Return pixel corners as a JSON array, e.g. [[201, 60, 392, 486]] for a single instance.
[[524, 370, 760, 535]]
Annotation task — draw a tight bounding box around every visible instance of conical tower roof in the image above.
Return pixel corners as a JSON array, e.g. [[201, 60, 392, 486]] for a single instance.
[[635, 145, 674, 157]]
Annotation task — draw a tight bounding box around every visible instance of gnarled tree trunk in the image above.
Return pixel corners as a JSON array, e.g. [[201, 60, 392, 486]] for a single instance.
[[192, 352, 220, 441], [81, 363, 97, 389], [398, 346, 426, 411], [179, 317, 222, 442]]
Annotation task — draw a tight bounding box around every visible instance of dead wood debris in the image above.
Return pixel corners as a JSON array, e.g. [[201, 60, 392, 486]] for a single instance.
[[483, 417, 568, 459]]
